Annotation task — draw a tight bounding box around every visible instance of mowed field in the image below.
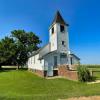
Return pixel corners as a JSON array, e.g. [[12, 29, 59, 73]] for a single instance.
[[0, 70, 100, 100]]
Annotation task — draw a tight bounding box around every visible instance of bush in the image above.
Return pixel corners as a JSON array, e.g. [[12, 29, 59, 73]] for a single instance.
[[77, 66, 92, 82]]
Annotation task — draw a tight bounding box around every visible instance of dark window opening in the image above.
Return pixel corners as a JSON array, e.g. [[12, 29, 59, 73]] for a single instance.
[[52, 27, 54, 34], [53, 70, 58, 76], [62, 41, 65, 45], [60, 25, 65, 32]]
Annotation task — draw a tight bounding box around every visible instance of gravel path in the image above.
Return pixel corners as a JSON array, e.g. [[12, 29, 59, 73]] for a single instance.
[[59, 96, 100, 100]]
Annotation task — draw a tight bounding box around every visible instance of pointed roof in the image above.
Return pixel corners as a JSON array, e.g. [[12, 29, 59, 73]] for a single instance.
[[51, 11, 69, 27]]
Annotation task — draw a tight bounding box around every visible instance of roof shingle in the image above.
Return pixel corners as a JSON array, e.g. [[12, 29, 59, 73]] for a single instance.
[[51, 11, 69, 26]]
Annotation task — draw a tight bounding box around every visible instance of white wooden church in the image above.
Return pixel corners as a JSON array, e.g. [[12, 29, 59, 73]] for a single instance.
[[27, 11, 80, 77]]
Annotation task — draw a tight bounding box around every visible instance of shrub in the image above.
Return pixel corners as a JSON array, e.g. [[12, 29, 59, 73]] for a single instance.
[[77, 66, 92, 82]]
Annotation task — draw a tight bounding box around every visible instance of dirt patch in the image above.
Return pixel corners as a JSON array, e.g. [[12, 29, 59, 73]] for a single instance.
[[87, 80, 100, 84], [59, 96, 100, 100]]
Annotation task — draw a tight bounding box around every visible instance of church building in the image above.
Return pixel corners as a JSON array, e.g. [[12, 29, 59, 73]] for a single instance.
[[27, 11, 80, 77]]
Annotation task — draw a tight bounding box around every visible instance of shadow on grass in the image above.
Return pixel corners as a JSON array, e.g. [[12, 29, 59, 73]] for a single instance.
[[91, 76, 97, 82], [0, 68, 28, 73]]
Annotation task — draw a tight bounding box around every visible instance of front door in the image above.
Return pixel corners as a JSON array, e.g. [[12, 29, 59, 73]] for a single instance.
[[54, 56, 57, 67], [47, 66, 53, 76], [70, 57, 73, 65]]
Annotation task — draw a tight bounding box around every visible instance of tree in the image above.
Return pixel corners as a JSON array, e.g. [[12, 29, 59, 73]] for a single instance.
[[0, 37, 16, 68], [11, 30, 41, 69]]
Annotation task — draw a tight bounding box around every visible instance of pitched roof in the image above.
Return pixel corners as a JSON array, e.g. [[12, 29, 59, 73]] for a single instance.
[[70, 53, 80, 60], [28, 43, 50, 58], [39, 50, 57, 60], [51, 11, 69, 26]]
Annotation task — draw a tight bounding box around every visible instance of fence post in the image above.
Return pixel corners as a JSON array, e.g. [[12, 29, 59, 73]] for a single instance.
[[90, 70, 93, 76]]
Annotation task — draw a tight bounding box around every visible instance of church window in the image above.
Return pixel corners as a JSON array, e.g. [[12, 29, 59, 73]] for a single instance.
[[34, 56, 35, 64], [60, 25, 65, 32], [29, 59, 30, 64], [52, 27, 54, 34], [31, 58, 32, 64]]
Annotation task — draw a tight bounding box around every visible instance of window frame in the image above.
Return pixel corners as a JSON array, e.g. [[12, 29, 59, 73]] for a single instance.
[[60, 25, 65, 32]]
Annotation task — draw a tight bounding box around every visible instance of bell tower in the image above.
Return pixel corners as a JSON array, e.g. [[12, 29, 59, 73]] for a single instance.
[[49, 11, 69, 53]]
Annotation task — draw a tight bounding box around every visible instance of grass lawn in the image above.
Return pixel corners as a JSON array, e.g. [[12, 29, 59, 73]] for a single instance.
[[0, 70, 100, 100], [93, 72, 100, 80], [87, 66, 100, 80]]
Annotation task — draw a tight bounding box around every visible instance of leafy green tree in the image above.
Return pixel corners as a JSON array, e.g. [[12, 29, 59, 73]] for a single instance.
[[0, 37, 16, 68], [0, 30, 41, 69], [11, 30, 41, 69]]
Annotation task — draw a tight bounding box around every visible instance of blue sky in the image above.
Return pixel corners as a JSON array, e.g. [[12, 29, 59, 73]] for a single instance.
[[0, 0, 100, 64]]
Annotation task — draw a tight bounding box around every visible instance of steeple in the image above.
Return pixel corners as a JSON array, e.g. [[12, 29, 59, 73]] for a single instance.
[[49, 11, 69, 52], [51, 11, 69, 27]]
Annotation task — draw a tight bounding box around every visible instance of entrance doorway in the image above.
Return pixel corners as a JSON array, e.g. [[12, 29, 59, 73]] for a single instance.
[[54, 56, 57, 67], [70, 57, 73, 65], [47, 66, 53, 76]]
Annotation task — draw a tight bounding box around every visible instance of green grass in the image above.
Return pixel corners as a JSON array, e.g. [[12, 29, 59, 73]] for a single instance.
[[93, 71, 100, 80], [0, 70, 100, 100], [79, 65, 100, 80], [87, 67, 100, 80]]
